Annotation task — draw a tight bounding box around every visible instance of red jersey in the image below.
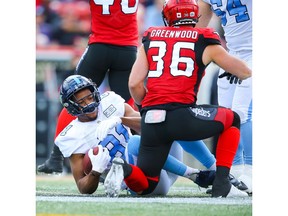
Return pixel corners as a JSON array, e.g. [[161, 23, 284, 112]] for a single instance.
[[141, 26, 221, 108], [89, 0, 139, 47]]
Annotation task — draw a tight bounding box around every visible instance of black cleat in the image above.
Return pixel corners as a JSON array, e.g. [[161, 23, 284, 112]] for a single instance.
[[37, 156, 64, 174], [229, 174, 249, 191], [188, 170, 216, 188], [37, 144, 64, 174]]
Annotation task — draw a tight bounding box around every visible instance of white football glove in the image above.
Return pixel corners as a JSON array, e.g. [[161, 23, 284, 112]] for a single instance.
[[88, 145, 111, 173], [96, 116, 122, 141]]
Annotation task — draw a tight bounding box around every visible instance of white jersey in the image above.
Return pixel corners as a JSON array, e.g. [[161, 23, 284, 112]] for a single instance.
[[203, 0, 252, 52], [55, 91, 131, 167]]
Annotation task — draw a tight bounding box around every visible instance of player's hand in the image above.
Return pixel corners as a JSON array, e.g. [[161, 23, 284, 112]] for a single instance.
[[218, 72, 242, 84], [96, 116, 122, 141], [88, 145, 111, 173]]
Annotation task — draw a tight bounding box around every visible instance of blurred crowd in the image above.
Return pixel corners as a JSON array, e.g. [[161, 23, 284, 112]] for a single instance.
[[36, 0, 160, 48], [36, 0, 224, 48]]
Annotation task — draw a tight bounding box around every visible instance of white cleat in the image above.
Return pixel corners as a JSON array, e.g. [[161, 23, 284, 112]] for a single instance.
[[104, 157, 124, 198], [226, 185, 249, 198]]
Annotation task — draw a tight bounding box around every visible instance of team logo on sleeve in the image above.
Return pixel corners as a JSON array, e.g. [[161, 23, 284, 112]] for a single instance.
[[60, 125, 73, 136], [103, 105, 117, 118]]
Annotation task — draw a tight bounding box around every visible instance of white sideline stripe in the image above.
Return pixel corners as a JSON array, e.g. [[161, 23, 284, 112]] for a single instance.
[[36, 196, 252, 205]]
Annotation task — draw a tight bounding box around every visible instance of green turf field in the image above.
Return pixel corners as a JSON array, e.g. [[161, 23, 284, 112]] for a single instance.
[[36, 174, 252, 216]]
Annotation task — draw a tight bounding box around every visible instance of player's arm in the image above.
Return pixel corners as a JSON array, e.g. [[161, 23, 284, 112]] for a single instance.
[[129, 45, 149, 105], [69, 154, 100, 194], [203, 44, 251, 80], [121, 103, 141, 134], [196, 0, 213, 27]]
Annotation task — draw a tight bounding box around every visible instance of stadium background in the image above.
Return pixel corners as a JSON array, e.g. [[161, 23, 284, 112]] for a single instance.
[[35, 0, 225, 173]]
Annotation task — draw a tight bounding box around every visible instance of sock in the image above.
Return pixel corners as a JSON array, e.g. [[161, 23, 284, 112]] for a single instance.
[[215, 166, 230, 180], [208, 162, 216, 171], [124, 164, 148, 193], [163, 155, 190, 176], [216, 127, 240, 168], [177, 140, 216, 169], [183, 167, 200, 177]]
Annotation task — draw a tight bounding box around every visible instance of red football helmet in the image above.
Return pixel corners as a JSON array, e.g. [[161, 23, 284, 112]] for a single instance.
[[162, 0, 199, 27]]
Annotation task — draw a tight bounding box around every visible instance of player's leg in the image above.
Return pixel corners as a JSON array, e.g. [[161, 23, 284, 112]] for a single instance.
[[128, 135, 190, 177], [163, 141, 216, 188], [241, 120, 252, 166], [108, 45, 138, 111], [217, 67, 236, 109], [37, 108, 75, 174], [149, 142, 182, 195], [231, 54, 253, 193], [108, 45, 136, 101], [163, 141, 199, 176], [124, 127, 174, 195], [231, 142, 244, 178], [166, 106, 247, 197], [177, 140, 216, 170], [217, 68, 242, 176], [76, 44, 110, 86], [128, 136, 210, 189], [233, 80, 253, 193], [209, 109, 247, 197]]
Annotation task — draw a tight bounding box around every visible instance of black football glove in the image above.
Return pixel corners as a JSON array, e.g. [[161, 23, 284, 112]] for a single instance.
[[218, 72, 242, 84]]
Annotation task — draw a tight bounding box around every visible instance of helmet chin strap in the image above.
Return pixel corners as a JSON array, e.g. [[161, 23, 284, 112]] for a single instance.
[[78, 107, 98, 122], [81, 102, 98, 114]]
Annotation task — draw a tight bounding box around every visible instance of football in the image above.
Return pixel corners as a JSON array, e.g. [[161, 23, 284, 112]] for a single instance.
[[83, 146, 99, 175]]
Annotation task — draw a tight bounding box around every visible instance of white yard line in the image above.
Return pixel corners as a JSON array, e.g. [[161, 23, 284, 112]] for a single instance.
[[36, 196, 252, 205]]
